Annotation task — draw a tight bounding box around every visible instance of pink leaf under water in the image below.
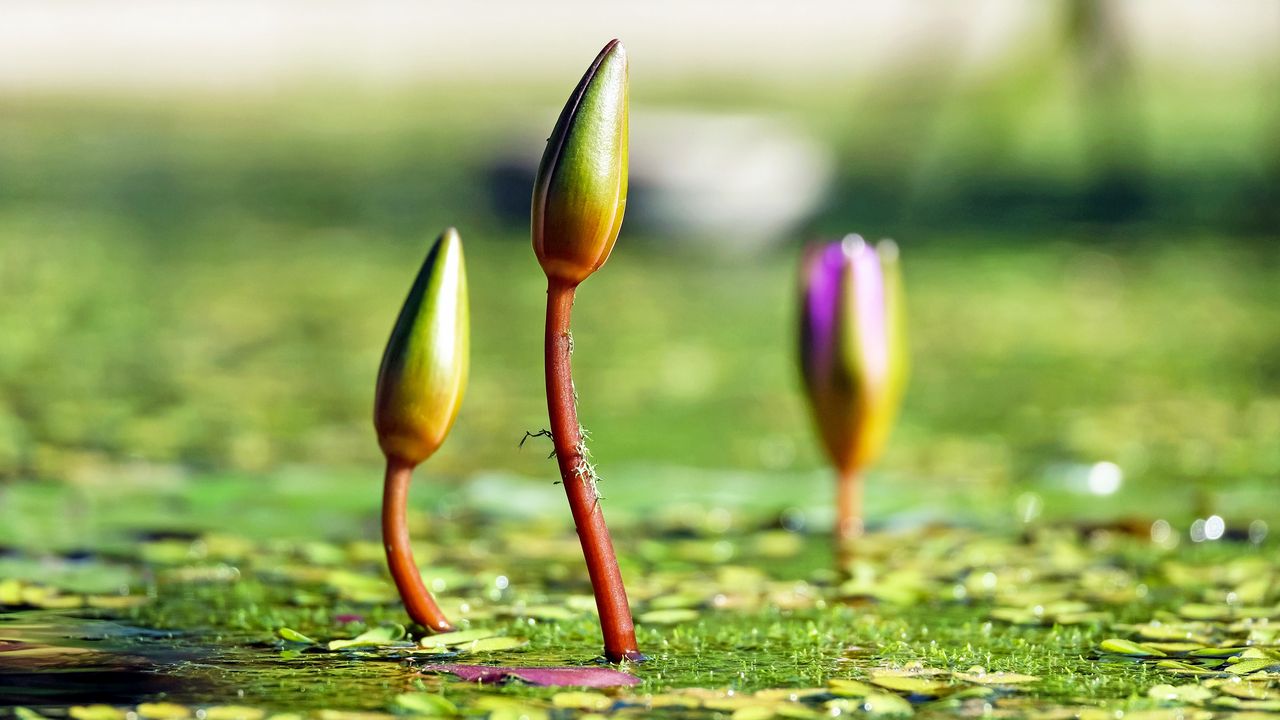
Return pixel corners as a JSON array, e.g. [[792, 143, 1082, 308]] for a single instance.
[[420, 663, 640, 688]]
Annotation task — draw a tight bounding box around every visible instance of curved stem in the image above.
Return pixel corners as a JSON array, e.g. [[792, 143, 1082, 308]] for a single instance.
[[834, 468, 863, 573], [382, 458, 455, 633], [545, 279, 641, 662]]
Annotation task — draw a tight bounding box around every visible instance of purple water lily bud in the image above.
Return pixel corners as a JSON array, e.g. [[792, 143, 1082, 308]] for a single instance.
[[799, 235, 908, 477]]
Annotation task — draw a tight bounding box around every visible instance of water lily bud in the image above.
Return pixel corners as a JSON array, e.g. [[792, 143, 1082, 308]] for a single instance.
[[531, 39, 629, 286], [799, 235, 908, 474], [374, 228, 469, 467]]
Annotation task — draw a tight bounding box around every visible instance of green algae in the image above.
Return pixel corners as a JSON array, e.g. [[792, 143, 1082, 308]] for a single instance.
[[3, 473, 1280, 718]]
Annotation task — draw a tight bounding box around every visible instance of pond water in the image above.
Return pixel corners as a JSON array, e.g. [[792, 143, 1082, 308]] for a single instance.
[[2, 472, 1277, 718]]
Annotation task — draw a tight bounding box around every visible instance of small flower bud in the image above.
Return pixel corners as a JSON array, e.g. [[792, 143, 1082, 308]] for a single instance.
[[374, 228, 469, 466], [799, 235, 908, 474], [531, 39, 629, 286]]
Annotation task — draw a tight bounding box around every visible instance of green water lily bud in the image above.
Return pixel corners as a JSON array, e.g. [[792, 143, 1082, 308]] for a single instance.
[[531, 39, 629, 286], [374, 228, 469, 466]]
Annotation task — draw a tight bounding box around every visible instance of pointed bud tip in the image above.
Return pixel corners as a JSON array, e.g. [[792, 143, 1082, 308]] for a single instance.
[[594, 39, 625, 65], [577, 39, 627, 97], [439, 226, 463, 254]]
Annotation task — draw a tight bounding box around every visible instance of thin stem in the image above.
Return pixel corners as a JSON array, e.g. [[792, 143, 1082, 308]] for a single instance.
[[382, 458, 455, 633], [545, 279, 641, 662], [834, 468, 863, 573]]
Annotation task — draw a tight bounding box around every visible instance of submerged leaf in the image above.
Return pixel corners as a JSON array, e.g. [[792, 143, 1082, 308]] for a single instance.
[[1178, 604, 1232, 621], [829, 678, 876, 697], [458, 636, 528, 653], [328, 624, 406, 651], [751, 688, 828, 702], [417, 628, 497, 648], [551, 692, 615, 711], [1099, 638, 1167, 657], [1132, 623, 1213, 645], [868, 675, 950, 696], [392, 694, 456, 716], [420, 664, 639, 688], [135, 704, 192, 720], [277, 628, 314, 644], [1226, 658, 1279, 675], [316, 712, 397, 720], [1215, 682, 1277, 700], [1146, 683, 1214, 704], [1155, 660, 1215, 676], [954, 668, 1040, 685], [471, 697, 550, 720], [1144, 642, 1206, 654], [201, 709, 265, 720], [1120, 710, 1212, 720], [728, 705, 783, 720], [1189, 646, 1251, 658], [637, 608, 700, 625], [69, 707, 126, 720], [497, 604, 579, 621], [861, 692, 915, 717]]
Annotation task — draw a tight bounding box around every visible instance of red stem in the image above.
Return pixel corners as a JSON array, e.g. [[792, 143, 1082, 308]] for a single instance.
[[835, 467, 863, 573], [544, 279, 641, 662], [382, 458, 455, 633]]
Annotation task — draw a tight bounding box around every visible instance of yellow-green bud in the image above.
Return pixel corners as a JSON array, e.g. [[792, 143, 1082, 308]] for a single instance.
[[531, 39, 629, 286], [373, 228, 469, 467]]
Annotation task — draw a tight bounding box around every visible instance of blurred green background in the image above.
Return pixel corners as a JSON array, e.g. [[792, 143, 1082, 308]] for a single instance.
[[0, 1, 1277, 529]]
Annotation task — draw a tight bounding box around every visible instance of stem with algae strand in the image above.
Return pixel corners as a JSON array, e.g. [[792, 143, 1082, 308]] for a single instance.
[[544, 279, 640, 662]]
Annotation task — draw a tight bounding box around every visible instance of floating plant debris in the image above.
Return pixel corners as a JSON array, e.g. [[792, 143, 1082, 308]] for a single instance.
[[2, 472, 1279, 718], [418, 663, 640, 688]]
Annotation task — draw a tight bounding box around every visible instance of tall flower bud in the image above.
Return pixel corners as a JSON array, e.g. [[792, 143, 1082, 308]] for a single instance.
[[531, 39, 629, 286], [528, 40, 641, 662], [799, 235, 908, 476], [374, 228, 469, 467]]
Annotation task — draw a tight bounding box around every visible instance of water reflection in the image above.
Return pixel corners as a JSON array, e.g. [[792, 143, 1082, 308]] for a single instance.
[[0, 611, 205, 706]]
